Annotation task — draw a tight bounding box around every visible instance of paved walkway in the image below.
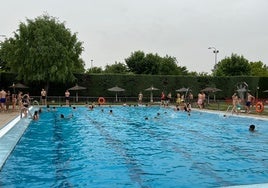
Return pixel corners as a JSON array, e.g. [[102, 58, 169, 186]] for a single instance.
[[0, 111, 20, 130]]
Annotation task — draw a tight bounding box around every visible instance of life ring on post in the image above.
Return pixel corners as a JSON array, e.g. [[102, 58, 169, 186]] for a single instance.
[[98, 97, 106, 105], [255, 102, 264, 113]]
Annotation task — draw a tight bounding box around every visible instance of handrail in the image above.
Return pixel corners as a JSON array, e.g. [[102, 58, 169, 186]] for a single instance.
[[32, 100, 40, 107], [224, 105, 232, 116]]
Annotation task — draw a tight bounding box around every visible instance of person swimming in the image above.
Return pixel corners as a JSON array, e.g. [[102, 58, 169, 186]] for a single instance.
[[60, 113, 73, 119], [249, 124, 255, 132]]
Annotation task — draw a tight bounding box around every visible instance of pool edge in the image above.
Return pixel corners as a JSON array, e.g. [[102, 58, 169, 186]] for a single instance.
[[0, 108, 34, 170]]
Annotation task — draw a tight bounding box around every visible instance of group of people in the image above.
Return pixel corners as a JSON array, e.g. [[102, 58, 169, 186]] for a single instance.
[[231, 92, 255, 114], [0, 89, 18, 112], [0, 87, 42, 120], [137, 91, 193, 113], [41, 88, 70, 106], [160, 92, 172, 106], [0, 85, 260, 117], [0, 88, 32, 113], [138, 90, 258, 115]]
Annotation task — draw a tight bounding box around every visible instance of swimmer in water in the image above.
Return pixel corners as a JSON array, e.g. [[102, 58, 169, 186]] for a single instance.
[[249, 124, 255, 132]]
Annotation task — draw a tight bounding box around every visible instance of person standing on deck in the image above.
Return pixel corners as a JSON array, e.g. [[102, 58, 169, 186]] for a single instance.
[[41, 88, 47, 105], [0, 89, 7, 111], [231, 93, 238, 114], [197, 92, 203, 109], [65, 90, 70, 105], [245, 92, 255, 113], [138, 92, 143, 104]]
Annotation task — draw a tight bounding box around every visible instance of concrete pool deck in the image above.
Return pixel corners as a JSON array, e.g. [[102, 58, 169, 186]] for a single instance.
[[0, 111, 20, 129]]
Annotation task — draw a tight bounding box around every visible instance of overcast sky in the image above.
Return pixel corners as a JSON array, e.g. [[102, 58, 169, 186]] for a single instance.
[[1, 0, 267, 73]]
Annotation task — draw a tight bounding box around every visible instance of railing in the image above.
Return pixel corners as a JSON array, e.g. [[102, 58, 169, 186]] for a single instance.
[[27, 96, 267, 113], [28, 95, 227, 105], [224, 105, 233, 116], [29, 96, 165, 105]]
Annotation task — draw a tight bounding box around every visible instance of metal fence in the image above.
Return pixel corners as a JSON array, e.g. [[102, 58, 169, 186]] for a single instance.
[[30, 95, 224, 107], [27, 95, 268, 115], [30, 96, 163, 105]]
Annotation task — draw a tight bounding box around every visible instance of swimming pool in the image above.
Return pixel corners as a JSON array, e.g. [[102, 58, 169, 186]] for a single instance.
[[0, 106, 268, 187]]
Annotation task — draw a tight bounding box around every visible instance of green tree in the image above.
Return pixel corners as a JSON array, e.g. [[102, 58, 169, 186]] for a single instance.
[[249, 61, 268, 76], [86, 67, 103, 74], [125, 51, 161, 74], [125, 51, 189, 75], [160, 56, 188, 75], [125, 51, 145, 74], [143, 53, 161, 74], [0, 14, 84, 90], [0, 58, 10, 72], [0, 38, 13, 72], [104, 62, 129, 74], [213, 53, 251, 76]]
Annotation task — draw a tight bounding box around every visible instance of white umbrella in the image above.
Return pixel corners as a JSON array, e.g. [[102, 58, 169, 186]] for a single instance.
[[175, 87, 191, 92], [108, 86, 125, 102], [145, 86, 159, 102], [68, 84, 86, 102], [9, 83, 29, 93], [201, 87, 222, 103]]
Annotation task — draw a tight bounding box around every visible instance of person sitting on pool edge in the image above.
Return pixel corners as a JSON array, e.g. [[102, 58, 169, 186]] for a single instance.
[[249, 124, 255, 132]]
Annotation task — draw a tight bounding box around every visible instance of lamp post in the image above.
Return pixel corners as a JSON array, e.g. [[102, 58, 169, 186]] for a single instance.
[[90, 59, 93, 68], [208, 47, 219, 66]]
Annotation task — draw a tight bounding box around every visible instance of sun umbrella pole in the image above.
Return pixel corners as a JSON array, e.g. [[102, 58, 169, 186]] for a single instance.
[[150, 92, 153, 102], [116, 92, 118, 102]]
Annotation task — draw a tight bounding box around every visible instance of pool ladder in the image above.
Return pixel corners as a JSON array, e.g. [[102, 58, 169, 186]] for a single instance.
[[224, 105, 233, 116], [32, 100, 40, 107]]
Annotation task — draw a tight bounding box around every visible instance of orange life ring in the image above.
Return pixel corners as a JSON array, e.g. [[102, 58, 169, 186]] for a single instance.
[[255, 102, 264, 113], [98, 97, 106, 105]]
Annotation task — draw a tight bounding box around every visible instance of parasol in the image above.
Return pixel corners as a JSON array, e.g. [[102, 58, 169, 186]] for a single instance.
[[263, 90, 268, 93], [9, 83, 29, 93], [176, 87, 191, 92], [201, 87, 222, 103], [145, 86, 159, 102], [201, 87, 222, 93], [107, 86, 125, 102], [68, 84, 86, 102]]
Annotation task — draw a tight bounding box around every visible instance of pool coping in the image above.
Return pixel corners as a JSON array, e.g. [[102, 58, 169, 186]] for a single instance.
[[194, 108, 268, 121], [0, 107, 34, 170]]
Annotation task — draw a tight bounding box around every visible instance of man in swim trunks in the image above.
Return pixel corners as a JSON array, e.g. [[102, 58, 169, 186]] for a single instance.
[[0, 89, 7, 111], [245, 92, 255, 113], [41, 88, 47, 105], [65, 90, 70, 105]]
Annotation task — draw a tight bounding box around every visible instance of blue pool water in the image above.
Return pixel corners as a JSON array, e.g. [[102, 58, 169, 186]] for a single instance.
[[0, 106, 268, 187]]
